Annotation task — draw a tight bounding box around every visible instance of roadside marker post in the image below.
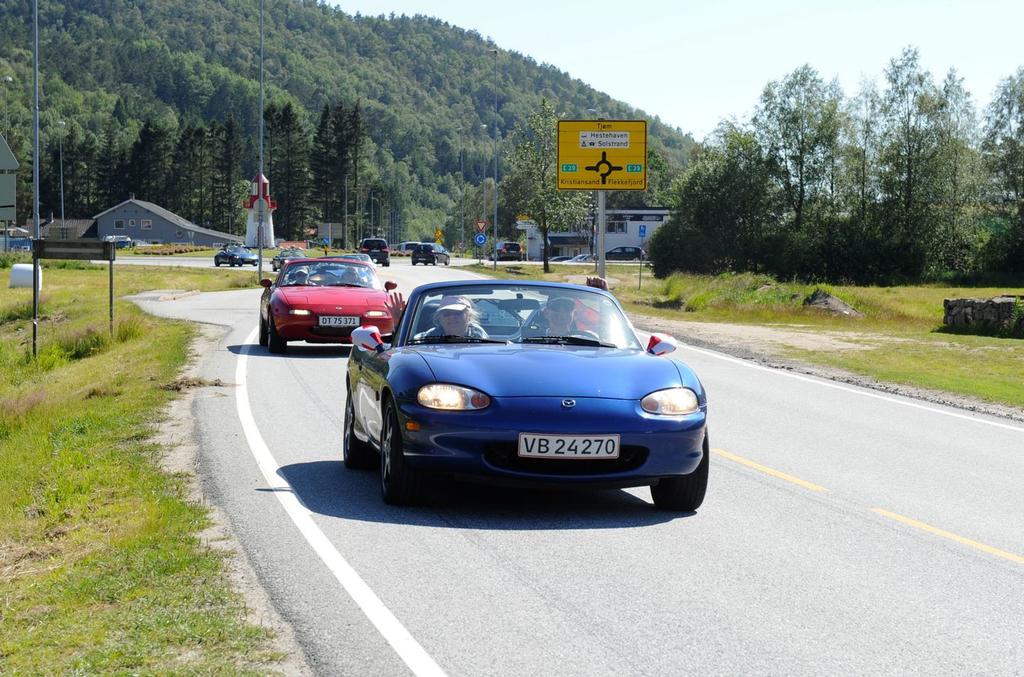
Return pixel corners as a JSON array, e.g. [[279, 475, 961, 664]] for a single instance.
[[557, 120, 647, 279], [31, 239, 116, 356]]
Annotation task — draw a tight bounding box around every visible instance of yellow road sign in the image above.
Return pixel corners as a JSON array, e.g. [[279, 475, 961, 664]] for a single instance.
[[557, 120, 647, 191]]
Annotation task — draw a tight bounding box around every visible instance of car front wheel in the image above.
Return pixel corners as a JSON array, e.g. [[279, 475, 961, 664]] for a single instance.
[[380, 398, 422, 505], [215, 260, 221, 267], [650, 432, 709, 511], [267, 316, 287, 354], [258, 314, 269, 346]]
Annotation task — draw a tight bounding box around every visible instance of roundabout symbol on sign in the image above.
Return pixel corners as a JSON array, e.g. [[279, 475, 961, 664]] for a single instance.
[[473, 233, 487, 246]]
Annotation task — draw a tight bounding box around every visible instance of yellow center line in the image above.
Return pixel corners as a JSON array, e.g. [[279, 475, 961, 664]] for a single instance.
[[872, 508, 1024, 565], [711, 448, 827, 493]]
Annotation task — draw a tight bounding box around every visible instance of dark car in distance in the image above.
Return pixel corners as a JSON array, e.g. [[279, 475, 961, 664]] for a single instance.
[[605, 246, 647, 261], [272, 247, 306, 271], [359, 238, 390, 266], [215, 244, 258, 267], [411, 243, 450, 266], [490, 241, 523, 261]]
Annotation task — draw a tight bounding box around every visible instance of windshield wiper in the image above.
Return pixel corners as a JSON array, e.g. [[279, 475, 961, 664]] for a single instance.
[[409, 335, 507, 345], [520, 335, 614, 348], [328, 282, 365, 287]]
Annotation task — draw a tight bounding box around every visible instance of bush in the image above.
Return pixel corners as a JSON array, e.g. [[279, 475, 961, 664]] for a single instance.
[[115, 316, 146, 343]]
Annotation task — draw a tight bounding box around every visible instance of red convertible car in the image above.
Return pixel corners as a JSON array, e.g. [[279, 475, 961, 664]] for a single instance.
[[259, 258, 397, 353]]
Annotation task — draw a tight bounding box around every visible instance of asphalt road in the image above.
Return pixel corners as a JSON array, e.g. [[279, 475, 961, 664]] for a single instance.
[[131, 264, 1024, 676]]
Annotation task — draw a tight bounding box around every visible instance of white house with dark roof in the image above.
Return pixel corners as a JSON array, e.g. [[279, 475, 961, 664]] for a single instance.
[[93, 199, 243, 247]]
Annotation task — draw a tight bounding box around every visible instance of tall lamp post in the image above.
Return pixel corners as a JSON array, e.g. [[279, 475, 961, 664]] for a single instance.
[[257, 0, 265, 279], [490, 48, 499, 270], [57, 120, 65, 239], [587, 108, 606, 279], [31, 0, 40, 356]]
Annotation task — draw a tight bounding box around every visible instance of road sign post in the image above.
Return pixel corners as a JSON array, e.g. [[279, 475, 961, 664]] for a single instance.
[[31, 239, 117, 356], [638, 224, 647, 289], [557, 120, 647, 278]]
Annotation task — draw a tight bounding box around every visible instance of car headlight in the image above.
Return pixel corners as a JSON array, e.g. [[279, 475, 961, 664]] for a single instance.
[[287, 309, 311, 315], [417, 384, 491, 411], [364, 310, 389, 319], [640, 387, 699, 415]]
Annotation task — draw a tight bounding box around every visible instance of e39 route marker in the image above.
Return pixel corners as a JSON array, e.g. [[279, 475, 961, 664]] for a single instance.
[[236, 327, 447, 677]]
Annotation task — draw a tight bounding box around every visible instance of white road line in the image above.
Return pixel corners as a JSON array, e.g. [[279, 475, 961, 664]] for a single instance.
[[235, 327, 447, 677], [635, 330, 1024, 434]]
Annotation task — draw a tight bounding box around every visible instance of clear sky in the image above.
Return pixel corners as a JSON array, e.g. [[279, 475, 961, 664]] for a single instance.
[[330, 0, 1022, 140]]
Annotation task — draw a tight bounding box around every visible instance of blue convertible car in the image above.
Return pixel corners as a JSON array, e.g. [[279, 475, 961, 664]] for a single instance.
[[346, 280, 709, 510]]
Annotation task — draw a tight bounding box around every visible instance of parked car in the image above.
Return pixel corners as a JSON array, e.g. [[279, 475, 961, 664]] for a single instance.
[[346, 280, 709, 509], [259, 258, 398, 353], [338, 252, 375, 266], [359, 238, 390, 266], [489, 241, 523, 261], [568, 253, 596, 263], [272, 247, 306, 271], [549, 255, 572, 262], [605, 246, 647, 261], [215, 244, 258, 267], [103, 235, 134, 249], [411, 243, 450, 266]]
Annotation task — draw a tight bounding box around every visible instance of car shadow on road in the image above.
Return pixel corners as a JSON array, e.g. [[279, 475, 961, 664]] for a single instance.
[[227, 344, 353, 359], [276, 460, 689, 530]]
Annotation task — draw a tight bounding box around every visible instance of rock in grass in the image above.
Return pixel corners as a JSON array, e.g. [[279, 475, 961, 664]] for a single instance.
[[803, 288, 864, 317]]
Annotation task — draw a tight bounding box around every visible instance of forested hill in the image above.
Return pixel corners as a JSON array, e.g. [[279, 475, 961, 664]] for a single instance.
[[0, 0, 694, 234]]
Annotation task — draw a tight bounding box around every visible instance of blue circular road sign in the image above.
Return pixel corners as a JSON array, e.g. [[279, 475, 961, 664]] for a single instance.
[[473, 233, 487, 246]]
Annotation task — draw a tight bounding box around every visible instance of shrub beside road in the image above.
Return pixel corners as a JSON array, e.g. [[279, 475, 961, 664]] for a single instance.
[[0, 263, 283, 673]]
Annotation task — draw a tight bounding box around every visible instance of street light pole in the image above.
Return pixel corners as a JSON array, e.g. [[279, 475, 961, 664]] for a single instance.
[[58, 121, 65, 239], [459, 141, 464, 256], [32, 0, 40, 357], [490, 48, 498, 271], [257, 0, 265, 279]]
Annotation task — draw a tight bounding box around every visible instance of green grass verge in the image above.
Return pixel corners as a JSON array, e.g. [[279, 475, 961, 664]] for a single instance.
[[466, 263, 1024, 408], [0, 265, 284, 674]]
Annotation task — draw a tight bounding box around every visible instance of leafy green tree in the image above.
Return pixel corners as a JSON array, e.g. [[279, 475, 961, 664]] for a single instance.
[[930, 70, 984, 275], [127, 117, 176, 207], [265, 102, 313, 240], [212, 115, 245, 234], [877, 47, 942, 278], [982, 66, 1024, 272], [501, 99, 589, 271], [754, 65, 844, 277], [651, 124, 778, 277]]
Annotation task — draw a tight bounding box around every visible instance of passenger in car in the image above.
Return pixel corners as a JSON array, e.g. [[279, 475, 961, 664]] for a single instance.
[[414, 296, 489, 339], [533, 296, 599, 339]]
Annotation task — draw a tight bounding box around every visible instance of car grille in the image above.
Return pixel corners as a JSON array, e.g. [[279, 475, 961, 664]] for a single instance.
[[484, 443, 648, 475]]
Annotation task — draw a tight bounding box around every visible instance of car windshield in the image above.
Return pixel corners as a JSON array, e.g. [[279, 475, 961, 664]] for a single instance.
[[403, 284, 642, 349], [279, 261, 381, 288]]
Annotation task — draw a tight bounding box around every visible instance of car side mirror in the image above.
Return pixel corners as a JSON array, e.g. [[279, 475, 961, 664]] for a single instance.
[[384, 280, 397, 291], [260, 278, 273, 288], [352, 326, 386, 353], [646, 333, 677, 356]]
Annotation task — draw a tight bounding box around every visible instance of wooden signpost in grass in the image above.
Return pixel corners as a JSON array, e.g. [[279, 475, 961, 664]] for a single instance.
[[31, 239, 116, 357]]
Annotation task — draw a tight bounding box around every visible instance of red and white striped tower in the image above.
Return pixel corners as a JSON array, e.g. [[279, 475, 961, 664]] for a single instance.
[[243, 172, 277, 248]]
